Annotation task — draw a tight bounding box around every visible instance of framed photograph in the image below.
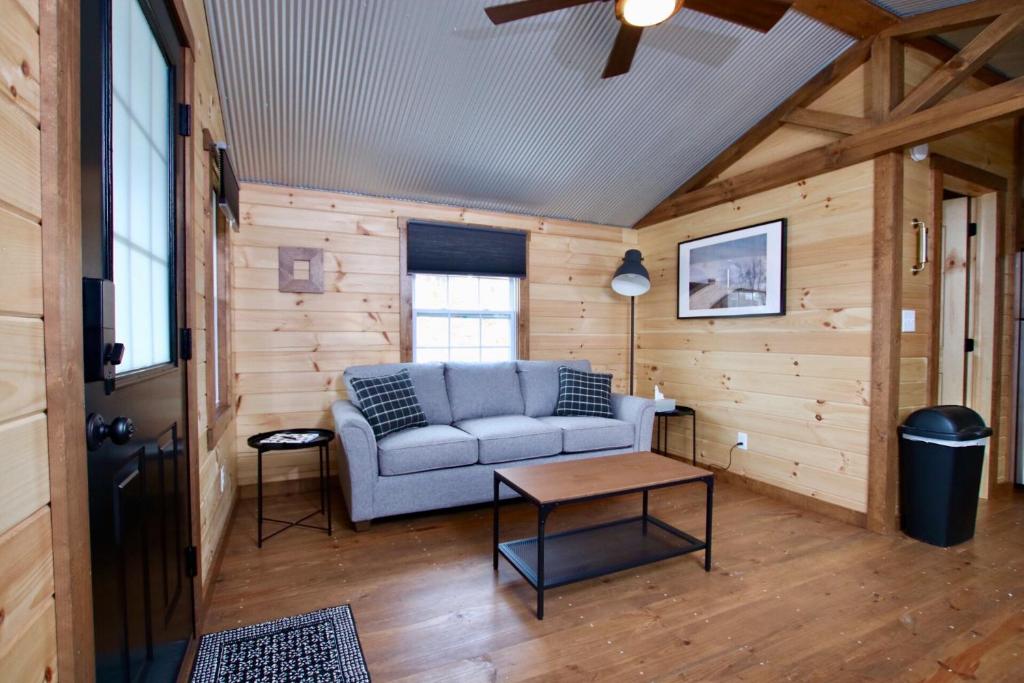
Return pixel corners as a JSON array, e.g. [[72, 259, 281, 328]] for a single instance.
[[677, 218, 786, 319]]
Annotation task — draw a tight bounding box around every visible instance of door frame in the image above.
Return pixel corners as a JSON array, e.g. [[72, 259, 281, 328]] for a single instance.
[[39, 0, 205, 679], [927, 153, 1017, 499]]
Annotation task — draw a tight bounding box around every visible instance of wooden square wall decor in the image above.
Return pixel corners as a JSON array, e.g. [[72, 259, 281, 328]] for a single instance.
[[278, 246, 324, 293]]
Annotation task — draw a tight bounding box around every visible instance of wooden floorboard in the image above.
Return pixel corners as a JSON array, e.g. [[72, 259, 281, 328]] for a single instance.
[[204, 481, 1024, 682]]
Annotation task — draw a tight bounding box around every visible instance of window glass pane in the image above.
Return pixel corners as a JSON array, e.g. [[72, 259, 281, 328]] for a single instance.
[[415, 315, 448, 348], [481, 347, 511, 362], [447, 276, 480, 311], [111, 0, 173, 372], [450, 347, 481, 362], [479, 277, 513, 311], [481, 318, 511, 348], [417, 347, 450, 363], [413, 274, 446, 309], [450, 317, 480, 348]]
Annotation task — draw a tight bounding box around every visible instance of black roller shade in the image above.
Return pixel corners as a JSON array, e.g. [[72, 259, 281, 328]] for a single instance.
[[407, 221, 527, 278], [218, 147, 240, 227]]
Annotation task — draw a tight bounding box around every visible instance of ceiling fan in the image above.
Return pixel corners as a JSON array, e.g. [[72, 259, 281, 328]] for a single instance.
[[484, 0, 793, 78]]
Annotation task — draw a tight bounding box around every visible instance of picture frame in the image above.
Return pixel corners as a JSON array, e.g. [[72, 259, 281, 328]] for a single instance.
[[677, 218, 786, 319]]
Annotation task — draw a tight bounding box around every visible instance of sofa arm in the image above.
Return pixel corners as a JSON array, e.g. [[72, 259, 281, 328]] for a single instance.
[[332, 400, 378, 523], [611, 393, 656, 451]]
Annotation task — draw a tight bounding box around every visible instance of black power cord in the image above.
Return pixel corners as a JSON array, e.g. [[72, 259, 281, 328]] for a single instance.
[[725, 442, 741, 471]]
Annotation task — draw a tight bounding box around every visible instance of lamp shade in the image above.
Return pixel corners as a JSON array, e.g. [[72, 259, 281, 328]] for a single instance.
[[611, 249, 650, 296]]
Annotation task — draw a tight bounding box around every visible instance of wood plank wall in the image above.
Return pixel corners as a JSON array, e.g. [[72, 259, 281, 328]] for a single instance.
[[638, 163, 876, 513], [0, 0, 58, 677], [232, 183, 636, 488], [899, 48, 1016, 485], [636, 45, 1019, 516], [182, 0, 236, 590]]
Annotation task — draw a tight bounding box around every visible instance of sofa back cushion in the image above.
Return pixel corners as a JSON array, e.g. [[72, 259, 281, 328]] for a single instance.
[[517, 360, 592, 417], [445, 362, 524, 422], [344, 362, 453, 425]]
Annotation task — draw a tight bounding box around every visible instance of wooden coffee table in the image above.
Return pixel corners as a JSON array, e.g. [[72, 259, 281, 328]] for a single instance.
[[493, 451, 714, 619]]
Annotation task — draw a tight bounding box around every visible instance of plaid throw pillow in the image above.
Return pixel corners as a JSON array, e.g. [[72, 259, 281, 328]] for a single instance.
[[349, 369, 428, 439], [555, 366, 613, 417]]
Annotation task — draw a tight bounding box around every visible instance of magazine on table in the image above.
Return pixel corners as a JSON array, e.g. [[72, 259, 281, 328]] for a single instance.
[[261, 432, 320, 445]]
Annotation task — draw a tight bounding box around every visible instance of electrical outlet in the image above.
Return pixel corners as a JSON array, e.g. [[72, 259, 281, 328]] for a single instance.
[[219, 465, 226, 493], [737, 432, 748, 450]]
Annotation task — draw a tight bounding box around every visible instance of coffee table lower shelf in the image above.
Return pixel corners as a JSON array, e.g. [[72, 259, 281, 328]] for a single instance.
[[498, 515, 705, 592]]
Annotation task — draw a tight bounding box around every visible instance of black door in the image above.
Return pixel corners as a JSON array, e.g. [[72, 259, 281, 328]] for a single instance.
[[81, 0, 195, 680]]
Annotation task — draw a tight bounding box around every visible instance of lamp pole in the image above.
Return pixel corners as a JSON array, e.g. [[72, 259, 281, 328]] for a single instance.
[[611, 249, 649, 398]]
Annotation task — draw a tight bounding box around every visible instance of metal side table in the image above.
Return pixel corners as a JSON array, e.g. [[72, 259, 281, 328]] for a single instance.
[[653, 407, 696, 465], [247, 428, 335, 547]]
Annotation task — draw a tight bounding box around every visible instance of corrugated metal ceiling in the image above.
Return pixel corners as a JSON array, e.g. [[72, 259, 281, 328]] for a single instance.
[[206, 0, 854, 227], [868, 0, 974, 16]]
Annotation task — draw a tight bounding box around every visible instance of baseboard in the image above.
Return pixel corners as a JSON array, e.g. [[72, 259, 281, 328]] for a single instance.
[[239, 477, 324, 499], [665, 454, 867, 528]]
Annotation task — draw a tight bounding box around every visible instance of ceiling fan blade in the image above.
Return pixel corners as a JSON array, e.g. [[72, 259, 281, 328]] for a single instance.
[[602, 24, 643, 79], [683, 0, 792, 33], [484, 0, 597, 25]]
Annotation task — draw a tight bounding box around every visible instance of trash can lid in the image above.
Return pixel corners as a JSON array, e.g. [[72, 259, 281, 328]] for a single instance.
[[899, 405, 992, 441]]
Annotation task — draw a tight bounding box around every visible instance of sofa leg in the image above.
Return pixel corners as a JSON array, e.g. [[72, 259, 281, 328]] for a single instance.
[[352, 520, 372, 532]]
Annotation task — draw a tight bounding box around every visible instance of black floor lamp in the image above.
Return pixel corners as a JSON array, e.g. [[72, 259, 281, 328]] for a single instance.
[[611, 249, 650, 396]]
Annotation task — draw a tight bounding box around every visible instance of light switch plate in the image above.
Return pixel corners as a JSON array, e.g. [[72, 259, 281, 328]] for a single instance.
[[901, 309, 916, 333]]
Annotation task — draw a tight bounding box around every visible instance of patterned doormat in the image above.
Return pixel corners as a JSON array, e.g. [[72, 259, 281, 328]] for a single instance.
[[191, 605, 371, 682]]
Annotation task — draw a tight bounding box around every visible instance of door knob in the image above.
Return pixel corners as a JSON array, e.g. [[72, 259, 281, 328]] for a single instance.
[[86, 413, 136, 450]]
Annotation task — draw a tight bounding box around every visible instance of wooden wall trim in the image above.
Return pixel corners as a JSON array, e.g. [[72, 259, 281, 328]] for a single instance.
[[927, 167, 944, 405], [867, 153, 904, 534], [398, 219, 412, 363], [38, 0, 95, 679], [931, 154, 1009, 193]]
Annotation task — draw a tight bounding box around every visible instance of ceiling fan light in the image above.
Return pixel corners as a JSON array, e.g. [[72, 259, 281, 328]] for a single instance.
[[616, 0, 680, 28]]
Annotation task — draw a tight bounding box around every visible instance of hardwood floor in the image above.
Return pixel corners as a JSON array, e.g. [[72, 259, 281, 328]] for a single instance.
[[204, 480, 1024, 682]]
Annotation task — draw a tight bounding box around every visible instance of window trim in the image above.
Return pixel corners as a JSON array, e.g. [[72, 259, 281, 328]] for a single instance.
[[399, 218, 529, 363], [205, 145, 233, 448]]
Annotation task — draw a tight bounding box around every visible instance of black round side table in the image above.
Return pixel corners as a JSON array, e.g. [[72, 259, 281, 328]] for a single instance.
[[654, 407, 696, 465], [246, 428, 335, 547]]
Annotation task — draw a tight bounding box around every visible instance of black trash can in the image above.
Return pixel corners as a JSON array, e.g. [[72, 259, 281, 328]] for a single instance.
[[898, 406, 992, 547]]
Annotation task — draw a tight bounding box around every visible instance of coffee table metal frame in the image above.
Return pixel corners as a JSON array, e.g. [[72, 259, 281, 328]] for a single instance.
[[493, 467, 713, 619]]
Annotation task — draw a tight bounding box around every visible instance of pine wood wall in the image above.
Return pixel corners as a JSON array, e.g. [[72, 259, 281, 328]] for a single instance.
[[636, 45, 1020, 516], [231, 183, 637, 488], [183, 0, 236, 589], [0, 0, 57, 677]]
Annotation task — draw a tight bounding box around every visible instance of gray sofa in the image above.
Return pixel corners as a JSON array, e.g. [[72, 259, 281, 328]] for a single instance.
[[331, 360, 655, 526]]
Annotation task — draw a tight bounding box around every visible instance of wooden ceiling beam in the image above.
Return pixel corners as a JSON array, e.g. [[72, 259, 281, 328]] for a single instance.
[[906, 37, 1008, 87], [890, 6, 1024, 117], [634, 37, 875, 225], [880, 0, 1021, 40], [791, 0, 898, 39], [781, 108, 872, 135], [637, 76, 1024, 224]]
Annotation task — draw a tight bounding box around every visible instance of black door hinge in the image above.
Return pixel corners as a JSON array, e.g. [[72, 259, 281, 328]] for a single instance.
[[967, 222, 978, 237], [177, 103, 192, 137], [184, 545, 198, 578], [180, 327, 193, 361], [965, 338, 976, 353]]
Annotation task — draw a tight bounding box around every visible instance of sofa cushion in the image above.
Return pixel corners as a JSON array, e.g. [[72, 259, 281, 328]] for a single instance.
[[445, 362, 525, 422], [537, 416, 634, 453], [555, 366, 613, 418], [344, 362, 453, 425], [517, 360, 592, 417], [455, 415, 562, 464], [348, 369, 428, 439], [377, 425, 478, 476]]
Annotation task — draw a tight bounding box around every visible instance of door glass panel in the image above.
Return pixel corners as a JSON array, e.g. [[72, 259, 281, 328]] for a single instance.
[[112, 0, 173, 372]]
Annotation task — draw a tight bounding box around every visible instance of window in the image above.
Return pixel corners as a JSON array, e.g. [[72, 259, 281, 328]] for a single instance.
[[206, 149, 232, 446], [412, 274, 517, 362]]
